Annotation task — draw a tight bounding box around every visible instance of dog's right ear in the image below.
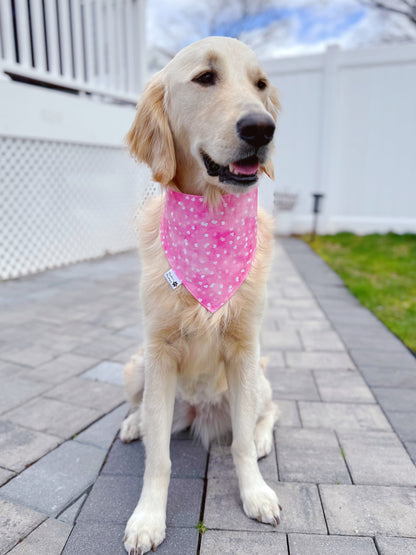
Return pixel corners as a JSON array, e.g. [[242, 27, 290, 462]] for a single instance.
[[125, 74, 176, 186]]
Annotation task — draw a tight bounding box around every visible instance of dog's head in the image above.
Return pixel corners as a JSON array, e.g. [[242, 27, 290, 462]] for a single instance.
[[126, 37, 280, 196]]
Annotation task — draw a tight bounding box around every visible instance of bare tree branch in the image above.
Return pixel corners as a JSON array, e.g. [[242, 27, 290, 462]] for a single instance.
[[360, 0, 416, 25]]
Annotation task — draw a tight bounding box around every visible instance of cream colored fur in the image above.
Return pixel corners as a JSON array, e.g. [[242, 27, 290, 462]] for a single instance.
[[121, 36, 281, 555]]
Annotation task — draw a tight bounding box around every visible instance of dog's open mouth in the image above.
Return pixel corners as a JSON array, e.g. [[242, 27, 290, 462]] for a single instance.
[[202, 152, 259, 186]]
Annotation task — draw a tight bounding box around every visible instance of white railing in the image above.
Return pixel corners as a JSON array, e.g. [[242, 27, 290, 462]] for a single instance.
[[0, 0, 146, 103]]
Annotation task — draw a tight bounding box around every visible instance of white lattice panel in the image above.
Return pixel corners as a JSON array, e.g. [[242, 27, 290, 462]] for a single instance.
[[0, 137, 158, 279]]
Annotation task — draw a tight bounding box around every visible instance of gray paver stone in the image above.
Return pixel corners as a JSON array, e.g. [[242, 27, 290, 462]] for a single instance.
[[261, 330, 302, 350], [386, 411, 416, 442], [275, 427, 350, 484], [81, 360, 125, 386], [326, 309, 384, 328], [278, 320, 332, 332], [63, 523, 126, 555], [74, 403, 129, 450], [289, 533, 377, 554], [44, 377, 125, 411], [350, 349, 416, 369], [0, 499, 46, 553], [103, 438, 208, 478], [359, 365, 416, 389], [0, 441, 106, 515], [273, 299, 317, 311], [0, 375, 52, 414], [283, 283, 312, 298], [270, 369, 320, 401], [320, 484, 416, 537], [0, 346, 56, 367], [338, 431, 416, 486], [116, 323, 144, 339], [289, 308, 326, 320], [262, 312, 283, 329], [274, 400, 301, 427], [299, 401, 392, 431], [170, 440, 208, 478], [204, 479, 326, 534], [375, 535, 416, 555], [0, 420, 60, 472], [299, 330, 345, 351], [102, 438, 146, 476], [373, 387, 416, 412], [339, 331, 407, 353], [77, 475, 203, 528], [110, 344, 142, 365], [4, 396, 101, 439], [76, 475, 141, 524], [208, 442, 277, 480], [74, 335, 135, 359], [28, 353, 99, 384], [201, 530, 288, 554], [313, 369, 375, 403], [58, 494, 87, 524], [0, 362, 27, 379], [0, 467, 15, 486], [64, 524, 198, 555], [406, 441, 416, 465], [8, 517, 72, 555], [285, 351, 355, 369], [261, 351, 285, 367]]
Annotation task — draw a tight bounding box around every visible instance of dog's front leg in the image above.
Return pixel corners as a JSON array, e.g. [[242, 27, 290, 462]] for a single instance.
[[227, 346, 281, 526], [123, 348, 177, 554]]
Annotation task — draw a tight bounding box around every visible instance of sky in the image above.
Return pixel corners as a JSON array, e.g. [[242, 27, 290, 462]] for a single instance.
[[146, 0, 416, 70]]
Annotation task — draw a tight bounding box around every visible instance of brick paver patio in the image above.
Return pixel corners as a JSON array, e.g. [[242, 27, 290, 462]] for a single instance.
[[1, 238, 415, 554]]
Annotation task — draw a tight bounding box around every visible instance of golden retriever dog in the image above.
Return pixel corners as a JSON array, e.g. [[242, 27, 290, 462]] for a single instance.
[[121, 36, 281, 554]]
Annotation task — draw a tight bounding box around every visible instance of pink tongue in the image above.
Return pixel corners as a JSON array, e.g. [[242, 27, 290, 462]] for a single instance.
[[232, 160, 259, 175]]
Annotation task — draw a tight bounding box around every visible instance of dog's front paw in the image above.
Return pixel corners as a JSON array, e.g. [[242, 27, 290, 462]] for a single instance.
[[254, 428, 273, 459], [241, 484, 281, 526], [124, 509, 165, 554], [120, 412, 142, 443]]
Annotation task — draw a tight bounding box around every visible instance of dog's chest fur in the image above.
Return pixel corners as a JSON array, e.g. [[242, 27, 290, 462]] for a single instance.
[[137, 195, 274, 404]]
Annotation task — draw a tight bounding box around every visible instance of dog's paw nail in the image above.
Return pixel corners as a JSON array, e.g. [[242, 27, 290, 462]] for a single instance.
[[273, 515, 280, 526], [279, 504, 283, 511], [152, 544, 157, 552]]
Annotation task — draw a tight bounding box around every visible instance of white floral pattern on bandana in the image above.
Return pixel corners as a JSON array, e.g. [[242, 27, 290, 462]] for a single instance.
[[160, 188, 258, 313]]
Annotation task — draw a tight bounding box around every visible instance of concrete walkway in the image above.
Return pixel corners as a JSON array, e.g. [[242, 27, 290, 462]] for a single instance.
[[1, 239, 415, 554]]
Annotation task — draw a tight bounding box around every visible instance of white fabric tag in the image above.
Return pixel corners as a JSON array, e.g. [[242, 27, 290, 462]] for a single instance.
[[164, 268, 182, 290]]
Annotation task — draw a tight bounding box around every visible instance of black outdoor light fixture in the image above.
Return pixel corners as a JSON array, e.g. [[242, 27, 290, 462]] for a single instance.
[[310, 192, 325, 241]]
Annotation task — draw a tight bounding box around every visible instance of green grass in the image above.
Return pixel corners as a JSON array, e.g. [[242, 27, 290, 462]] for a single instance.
[[302, 232, 416, 354]]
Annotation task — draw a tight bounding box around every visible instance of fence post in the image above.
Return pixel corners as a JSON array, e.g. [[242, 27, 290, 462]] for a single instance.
[[0, 1, 15, 72], [135, 0, 147, 94], [316, 45, 339, 234]]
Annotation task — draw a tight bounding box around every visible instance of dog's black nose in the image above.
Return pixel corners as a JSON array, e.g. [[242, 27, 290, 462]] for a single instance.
[[236, 114, 275, 148]]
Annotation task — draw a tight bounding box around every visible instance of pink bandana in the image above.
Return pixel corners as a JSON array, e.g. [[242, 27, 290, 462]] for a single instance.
[[160, 188, 258, 313]]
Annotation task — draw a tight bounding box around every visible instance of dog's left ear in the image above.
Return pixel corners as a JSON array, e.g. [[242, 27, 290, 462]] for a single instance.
[[266, 84, 280, 122], [125, 73, 176, 186], [262, 85, 280, 180]]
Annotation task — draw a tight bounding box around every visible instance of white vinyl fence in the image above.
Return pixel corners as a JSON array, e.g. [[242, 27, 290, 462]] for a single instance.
[[2, 33, 415, 279], [0, 79, 158, 281], [0, 0, 154, 280], [0, 0, 146, 103], [261, 43, 416, 235]]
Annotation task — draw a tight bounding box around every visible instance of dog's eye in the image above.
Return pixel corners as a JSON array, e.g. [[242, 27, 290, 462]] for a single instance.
[[256, 79, 267, 90], [193, 71, 217, 86]]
